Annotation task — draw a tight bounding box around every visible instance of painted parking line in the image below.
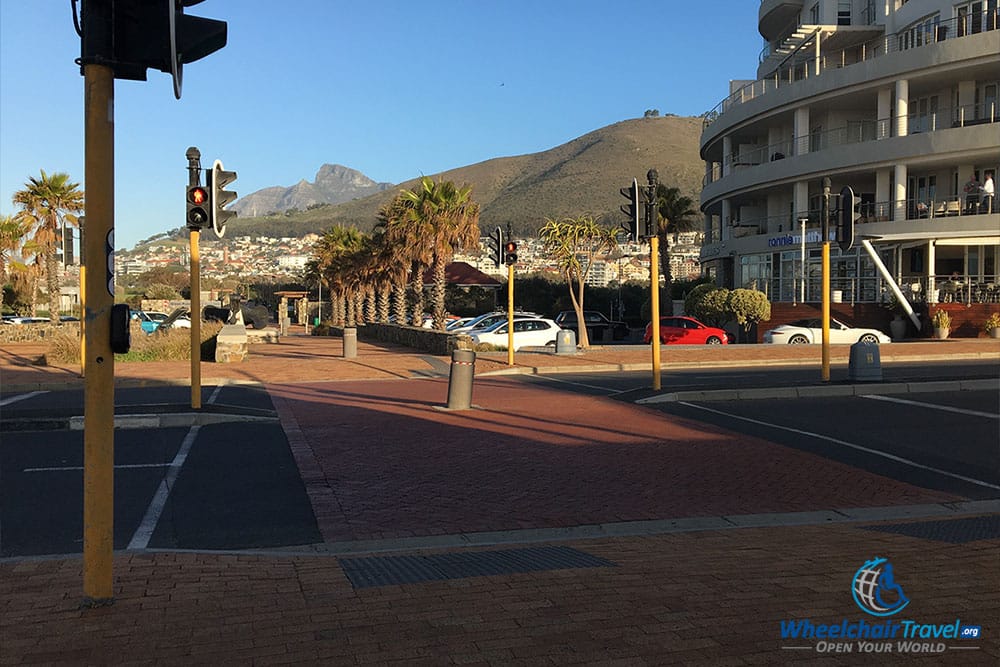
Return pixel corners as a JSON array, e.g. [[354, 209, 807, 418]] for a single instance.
[[677, 401, 1000, 491], [0, 390, 48, 407], [127, 425, 200, 550], [861, 393, 999, 419]]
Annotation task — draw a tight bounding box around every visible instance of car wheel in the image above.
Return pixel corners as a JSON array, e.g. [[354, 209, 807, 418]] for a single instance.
[[545, 340, 556, 347], [859, 333, 879, 344], [788, 334, 809, 344], [705, 336, 722, 345], [659, 336, 667, 344]]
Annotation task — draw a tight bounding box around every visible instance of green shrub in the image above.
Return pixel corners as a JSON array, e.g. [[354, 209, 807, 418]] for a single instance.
[[727, 289, 771, 334]]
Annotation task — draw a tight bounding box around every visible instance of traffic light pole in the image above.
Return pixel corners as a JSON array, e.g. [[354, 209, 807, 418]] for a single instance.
[[187, 148, 203, 409], [821, 178, 831, 382], [82, 62, 116, 607], [646, 170, 661, 391], [507, 263, 515, 366]]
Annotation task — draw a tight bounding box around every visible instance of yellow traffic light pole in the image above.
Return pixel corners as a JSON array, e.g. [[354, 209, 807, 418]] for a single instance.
[[649, 235, 661, 391], [821, 178, 831, 382], [507, 263, 515, 366], [190, 228, 202, 408], [82, 62, 116, 606]]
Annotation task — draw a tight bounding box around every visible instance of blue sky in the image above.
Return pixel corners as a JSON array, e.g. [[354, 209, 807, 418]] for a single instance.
[[1, 1, 762, 249]]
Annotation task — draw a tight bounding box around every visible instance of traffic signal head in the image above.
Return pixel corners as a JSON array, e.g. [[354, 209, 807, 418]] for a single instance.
[[504, 240, 518, 265], [490, 227, 504, 268], [83, 0, 228, 99], [837, 186, 859, 252], [620, 178, 639, 240], [210, 160, 238, 238], [186, 184, 209, 229]]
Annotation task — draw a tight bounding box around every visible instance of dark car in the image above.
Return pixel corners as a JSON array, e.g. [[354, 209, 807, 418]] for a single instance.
[[553, 310, 629, 341]]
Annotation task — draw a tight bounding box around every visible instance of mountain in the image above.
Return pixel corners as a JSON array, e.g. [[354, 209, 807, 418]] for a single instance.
[[230, 164, 393, 217], [228, 115, 705, 238]]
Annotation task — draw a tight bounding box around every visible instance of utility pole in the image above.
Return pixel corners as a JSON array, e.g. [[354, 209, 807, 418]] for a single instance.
[[646, 169, 661, 391]]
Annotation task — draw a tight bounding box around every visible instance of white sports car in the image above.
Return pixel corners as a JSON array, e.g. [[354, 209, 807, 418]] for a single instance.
[[763, 317, 891, 344]]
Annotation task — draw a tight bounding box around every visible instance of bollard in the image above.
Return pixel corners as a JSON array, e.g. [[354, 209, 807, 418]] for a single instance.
[[343, 327, 357, 358], [446, 348, 476, 409]]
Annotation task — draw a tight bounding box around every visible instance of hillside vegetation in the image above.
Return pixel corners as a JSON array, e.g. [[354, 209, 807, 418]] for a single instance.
[[230, 116, 704, 239]]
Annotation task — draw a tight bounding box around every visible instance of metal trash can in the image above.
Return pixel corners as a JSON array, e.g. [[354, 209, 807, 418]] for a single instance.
[[555, 329, 577, 355], [848, 340, 881, 382]]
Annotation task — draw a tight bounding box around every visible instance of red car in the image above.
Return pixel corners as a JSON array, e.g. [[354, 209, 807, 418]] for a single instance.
[[643, 316, 729, 345]]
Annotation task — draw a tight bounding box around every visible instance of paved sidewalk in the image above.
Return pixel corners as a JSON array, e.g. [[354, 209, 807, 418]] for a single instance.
[[1, 332, 998, 664]]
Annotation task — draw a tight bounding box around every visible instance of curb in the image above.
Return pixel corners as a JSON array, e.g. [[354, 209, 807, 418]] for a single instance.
[[638, 377, 1000, 404]]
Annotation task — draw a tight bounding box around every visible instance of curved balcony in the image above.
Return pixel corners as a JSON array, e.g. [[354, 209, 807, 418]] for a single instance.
[[759, 0, 803, 41]]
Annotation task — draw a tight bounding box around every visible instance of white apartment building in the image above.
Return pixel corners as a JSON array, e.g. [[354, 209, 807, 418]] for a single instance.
[[700, 0, 999, 307]]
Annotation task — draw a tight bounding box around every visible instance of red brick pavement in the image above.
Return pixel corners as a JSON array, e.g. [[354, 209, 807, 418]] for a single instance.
[[1, 333, 997, 664], [270, 376, 960, 543]]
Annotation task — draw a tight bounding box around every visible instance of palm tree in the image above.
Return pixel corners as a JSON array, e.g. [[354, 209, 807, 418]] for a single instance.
[[311, 225, 365, 327], [0, 214, 28, 284], [654, 184, 698, 314], [398, 176, 481, 330], [12, 171, 84, 318]]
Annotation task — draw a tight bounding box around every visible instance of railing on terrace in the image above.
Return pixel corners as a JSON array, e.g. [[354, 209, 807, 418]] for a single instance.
[[705, 102, 998, 185], [756, 273, 998, 305], [726, 194, 995, 240], [704, 11, 999, 131]]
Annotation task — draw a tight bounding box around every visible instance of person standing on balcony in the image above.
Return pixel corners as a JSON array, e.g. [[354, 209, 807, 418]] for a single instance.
[[982, 173, 995, 214], [964, 174, 981, 213]]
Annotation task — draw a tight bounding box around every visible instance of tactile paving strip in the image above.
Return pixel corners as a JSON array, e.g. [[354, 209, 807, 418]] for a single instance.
[[338, 545, 617, 588], [861, 515, 1000, 544]]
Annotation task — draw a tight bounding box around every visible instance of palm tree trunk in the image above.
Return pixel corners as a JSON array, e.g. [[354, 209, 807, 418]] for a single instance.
[[45, 247, 59, 318], [410, 261, 425, 326], [659, 237, 674, 316], [377, 284, 390, 323], [364, 286, 375, 324], [392, 279, 407, 324], [431, 257, 447, 330]]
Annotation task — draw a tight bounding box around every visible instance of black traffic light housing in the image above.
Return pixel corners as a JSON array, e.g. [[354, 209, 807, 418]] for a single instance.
[[837, 186, 859, 252], [80, 0, 228, 98], [209, 160, 238, 238], [110, 303, 131, 354], [489, 227, 504, 268], [504, 240, 518, 265], [186, 184, 209, 229], [620, 178, 639, 240]]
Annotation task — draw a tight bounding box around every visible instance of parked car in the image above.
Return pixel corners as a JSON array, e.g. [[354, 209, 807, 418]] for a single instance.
[[468, 318, 562, 351], [5, 316, 51, 324], [643, 316, 729, 344], [451, 311, 540, 334], [763, 317, 891, 345], [553, 310, 629, 341]]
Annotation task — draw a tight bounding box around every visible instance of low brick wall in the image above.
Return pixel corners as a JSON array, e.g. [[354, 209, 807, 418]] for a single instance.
[[326, 323, 461, 355], [0, 322, 79, 344]]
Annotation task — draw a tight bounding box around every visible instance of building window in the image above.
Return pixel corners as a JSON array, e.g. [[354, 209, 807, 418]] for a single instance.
[[838, 1, 852, 25], [810, 3, 820, 24]]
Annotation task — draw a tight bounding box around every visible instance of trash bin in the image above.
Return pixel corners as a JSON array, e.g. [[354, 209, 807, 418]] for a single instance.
[[848, 340, 882, 382], [555, 329, 577, 354]]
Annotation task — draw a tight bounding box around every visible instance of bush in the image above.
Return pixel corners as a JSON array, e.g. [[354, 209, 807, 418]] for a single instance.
[[931, 309, 951, 329], [727, 289, 771, 335], [45, 322, 223, 363]]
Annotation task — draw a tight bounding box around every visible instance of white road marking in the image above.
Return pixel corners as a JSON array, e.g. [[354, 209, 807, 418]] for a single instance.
[[861, 393, 999, 419], [0, 390, 48, 407], [530, 374, 620, 393], [23, 463, 170, 472], [677, 402, 1000, 491], [127, 425, 201, 550]]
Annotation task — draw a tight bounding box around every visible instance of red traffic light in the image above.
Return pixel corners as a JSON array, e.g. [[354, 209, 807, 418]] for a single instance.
[[504, 241, 517, 253], [188, 186, 208, 205]]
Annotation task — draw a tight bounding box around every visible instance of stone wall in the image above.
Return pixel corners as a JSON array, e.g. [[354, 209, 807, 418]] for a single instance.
[[0, 322, 79, 344], [327, 324, 462, 355]]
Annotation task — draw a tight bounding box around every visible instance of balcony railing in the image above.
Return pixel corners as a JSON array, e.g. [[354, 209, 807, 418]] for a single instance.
[[704, 11, 999, 131], [704, 102, 998, 185]]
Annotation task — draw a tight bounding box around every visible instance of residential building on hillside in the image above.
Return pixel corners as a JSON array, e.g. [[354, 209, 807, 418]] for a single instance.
[[700, 0, 999, 307]]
